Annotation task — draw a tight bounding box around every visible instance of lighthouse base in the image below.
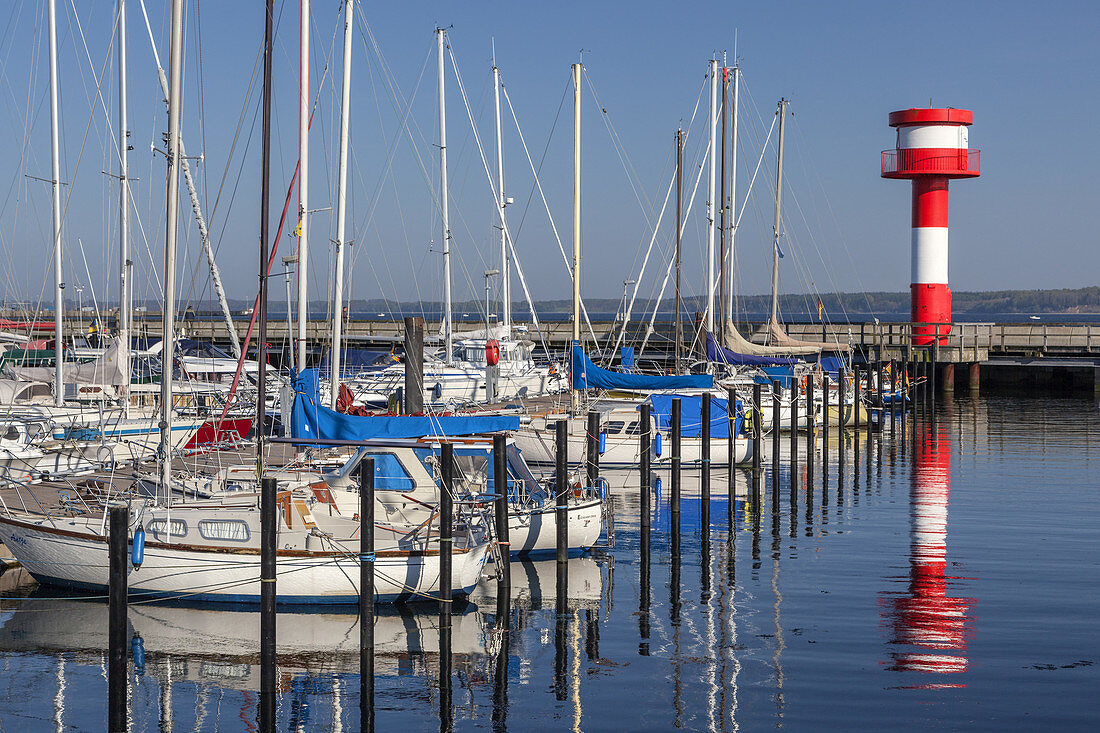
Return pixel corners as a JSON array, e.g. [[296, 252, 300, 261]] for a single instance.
[[911, 282, 951, 346]]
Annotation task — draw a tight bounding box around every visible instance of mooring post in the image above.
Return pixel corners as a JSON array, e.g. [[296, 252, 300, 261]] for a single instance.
[[752, 383, 763, 477], [701, 393, 711, 532], [671, 397, 682, 536], [586, 411, 601, 487], [108, 504, 128, 733], [259, 476, 277, 731], [729, 386, 739, 530], [439, 442, 454, 731], [493, 434, 511, 588], [555, 419, 570, 567], [639, 406, 652, 656], [642, 400, 646, 530], [890, 359, 898, 441], [403, 316, 424, 414], [771, 380, 781, 498], [853, 366, 861, 482], [359, 460, 375, 733], [806, 374, 816, 487], [789, 377, 799, 493]]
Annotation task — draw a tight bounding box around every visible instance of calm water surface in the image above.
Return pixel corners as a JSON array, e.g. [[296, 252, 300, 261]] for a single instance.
[[1, 392, 1098, 730]]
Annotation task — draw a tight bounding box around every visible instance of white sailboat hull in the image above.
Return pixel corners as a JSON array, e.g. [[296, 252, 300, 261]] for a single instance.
[[0, 512, 489, 604]]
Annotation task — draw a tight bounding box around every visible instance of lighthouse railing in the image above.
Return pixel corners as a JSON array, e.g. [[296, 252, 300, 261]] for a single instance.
[[881, 149, 980, 177]]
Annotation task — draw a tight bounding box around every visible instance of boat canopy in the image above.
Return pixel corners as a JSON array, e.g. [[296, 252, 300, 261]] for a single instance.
[[571, 344, 712, 391], [646, 393, 744, 439], [290, 369, 520, 443], [705, 333, 799, 367], [318, 348, 398, 378]]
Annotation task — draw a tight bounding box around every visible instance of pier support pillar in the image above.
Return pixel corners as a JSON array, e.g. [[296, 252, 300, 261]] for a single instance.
[[968, 362, 980, 393], [940, 362, 955, 393]]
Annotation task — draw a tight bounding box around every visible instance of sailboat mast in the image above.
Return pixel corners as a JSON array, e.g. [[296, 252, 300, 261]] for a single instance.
[[706, 59, 717, 330], [160, 0, 184, 496], [571, 62, 581, 346], [718, 65, 728, 333], [296, 0, 310, 371], [437, 28, 453, 363], [726, 64, 739, 323], [257, 0, 274, 477], [769, 98, 787, 327], [47, 0, 63, 407], [493, 60, 510, 333], [329, 0, 354, 409], [117, 0, 131, 418], [674, 128, 683, 373]]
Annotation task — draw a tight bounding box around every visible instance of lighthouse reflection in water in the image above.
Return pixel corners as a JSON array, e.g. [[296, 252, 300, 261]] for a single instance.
[[882, 414, 976, 684]]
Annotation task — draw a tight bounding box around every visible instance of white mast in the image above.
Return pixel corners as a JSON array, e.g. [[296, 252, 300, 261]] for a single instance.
[[726, 63, 739, 322], [47, 0, 63, 407], [160, 0, 184, 496], [329, 0, 353, 408], [571, 62, 581, 346], [296, 0, 310, 371], [706, 59, 718, 329], [437, 28, 453, 362], [769, 99, 787, 327], [117, 0, 131, 418], [135, 0, 241, 359], [492, 56, 510, 334]]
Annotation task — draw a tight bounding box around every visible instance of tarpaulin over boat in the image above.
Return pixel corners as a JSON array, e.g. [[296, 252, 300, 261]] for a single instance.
[[646, 394, 744, 438], [752, 366, 797, 389], [318, 348, 399, 378], [291, 369, 519, 442], [571, 344, 711, 391], [705, 333, 799, 366]]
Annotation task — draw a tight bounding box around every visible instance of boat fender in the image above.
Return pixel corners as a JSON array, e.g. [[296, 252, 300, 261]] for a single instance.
[[653, 475, 662, 497], [432, 383, 443, 401], [598, 431, 607, 455], [131, 527, 145, 569], [654, 432, 662, 458], [595, 477, 608, 499], [131, 635, 146, 676]]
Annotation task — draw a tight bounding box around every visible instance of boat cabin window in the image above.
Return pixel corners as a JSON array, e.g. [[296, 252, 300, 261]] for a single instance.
[[198, 519, 250, 542], [624, 420, 640, 435], [147, 518, 187, 538], [606, 420, 625, 435], [2, 425, 20, 441], [369, 452, 416, 492]]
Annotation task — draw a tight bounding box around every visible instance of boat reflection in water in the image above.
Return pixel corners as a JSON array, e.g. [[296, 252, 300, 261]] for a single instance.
[[881, 416, 976, 685], [0, 555, 605, 726]]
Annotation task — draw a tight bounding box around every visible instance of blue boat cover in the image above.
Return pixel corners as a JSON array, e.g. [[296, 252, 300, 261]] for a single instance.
[[818, 355, 848, 377], [705, 333, 799, 367], [646, 394, 744, 438], [291, 369, 519, 442], [571, 344, 711, 391], [753, 365, 797, 389], [318, 348, 398, 378]]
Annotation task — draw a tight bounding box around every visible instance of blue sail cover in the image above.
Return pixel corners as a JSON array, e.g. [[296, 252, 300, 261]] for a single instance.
[[646, 394, 744, 438], [318, 348, 398, 378], [705, 333, 799, 367], [291, 369, 519, 442], [753, 366, 797, 389], [571, 344, 711, 391]]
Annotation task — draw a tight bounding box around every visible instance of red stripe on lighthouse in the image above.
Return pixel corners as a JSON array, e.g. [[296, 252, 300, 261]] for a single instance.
[[912, 177, 949, 228]]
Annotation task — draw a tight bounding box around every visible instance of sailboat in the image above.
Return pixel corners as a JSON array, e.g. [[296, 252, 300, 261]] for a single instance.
[[333, 30, 565, 411], [0, 0, 489, 605]]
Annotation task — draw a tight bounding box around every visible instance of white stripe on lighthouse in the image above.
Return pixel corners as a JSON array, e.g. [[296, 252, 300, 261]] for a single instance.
[[911, 227, 949, 284], [898, 125, 968, 150]]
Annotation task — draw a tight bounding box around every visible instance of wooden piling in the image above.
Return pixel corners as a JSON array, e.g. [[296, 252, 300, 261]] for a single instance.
[[260, 476, 277, 731], [108, 504, 128, 733], [359, 459, 375, 733], [403, 316, 424, 414], [555, 420, 569, 566], [701, 393, 711, 532], [493, 434, 510, 588]]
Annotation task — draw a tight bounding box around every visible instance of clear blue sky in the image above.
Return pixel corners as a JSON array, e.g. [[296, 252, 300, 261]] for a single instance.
[[0, 0, 1096, 315]]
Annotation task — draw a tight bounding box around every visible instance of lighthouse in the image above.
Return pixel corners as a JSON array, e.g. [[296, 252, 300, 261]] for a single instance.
[[882, 109, 980, 345]]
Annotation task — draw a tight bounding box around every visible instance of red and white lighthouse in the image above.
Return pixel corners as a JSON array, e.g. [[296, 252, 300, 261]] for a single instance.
[[882, 109, 980, 345]]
